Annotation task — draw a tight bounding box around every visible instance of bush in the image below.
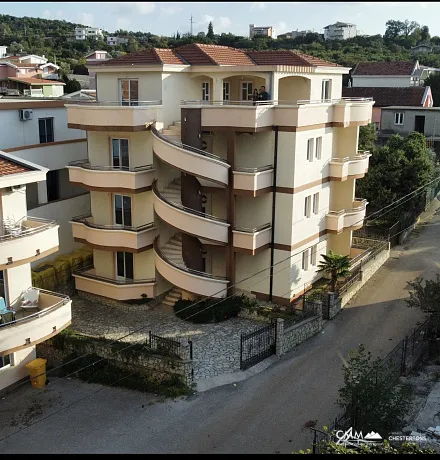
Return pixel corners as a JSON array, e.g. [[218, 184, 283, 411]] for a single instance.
[[173, 295, 243, 323]]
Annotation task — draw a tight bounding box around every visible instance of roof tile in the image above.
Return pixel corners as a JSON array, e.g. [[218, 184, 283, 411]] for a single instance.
[[247, 50, 341, 67], [0, 157, 32, 176], [342, 86, 427, 107], [353, 61, 415, 76]]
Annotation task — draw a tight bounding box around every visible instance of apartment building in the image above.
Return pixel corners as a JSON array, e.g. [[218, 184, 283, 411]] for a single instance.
[[0, 45, 7, 58], [66, 44, 373, 306], [324, 22, 357, 40], [75, 27, 104, 41], [0, 151, 72, 390], [0, 99, 89, 263], [107, 36, 129, 46], [249, 24, 276, 39]]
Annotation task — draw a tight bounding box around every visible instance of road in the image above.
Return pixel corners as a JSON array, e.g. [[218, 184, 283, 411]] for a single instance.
[[1, 200, 439, 454]]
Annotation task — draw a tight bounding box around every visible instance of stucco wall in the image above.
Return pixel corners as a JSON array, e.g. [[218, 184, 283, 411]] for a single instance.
[[352, 76, 411, 88]]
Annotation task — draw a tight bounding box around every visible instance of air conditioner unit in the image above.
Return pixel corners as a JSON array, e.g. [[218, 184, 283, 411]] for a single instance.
[[19, 109, 33, 121]]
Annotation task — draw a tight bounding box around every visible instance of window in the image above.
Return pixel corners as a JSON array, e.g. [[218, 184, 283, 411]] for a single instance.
[[315, 136, 322, 160], [202, 82, 210, 101], [116, 252, 134, 279], [0, 354, 11, 369], [112, 139, 129, 169], [307, 138, 314, 162], [114, 195, 132, 227], [313, 193, 319, 215], [223, 82, 230, 101], [119, 79, 138, 106], [310, 244, 318, 266], [394, 112, 404, 125], [46, 169, 60, 202], [321, 79, 331, 101], [302, 249, 310, 271], [304, 195, 312, 218], [38, 118, 54, 143], [241, 81, 253, 101]]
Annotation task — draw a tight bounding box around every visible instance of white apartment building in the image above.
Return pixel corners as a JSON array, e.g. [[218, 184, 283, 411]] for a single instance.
[[65, 44, 373, 306], [0, 46, 8, 58], [0, 99, 89, 264], [324, 22, 357, 40], [249, 24, 276, 39], [107, 36, 129, 46], [75, 27, 104, 41], [0, 151, 72, 390]]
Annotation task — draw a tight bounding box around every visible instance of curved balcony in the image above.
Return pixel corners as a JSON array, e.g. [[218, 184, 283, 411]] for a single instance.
[[152, 181, 230, 244], [329, 151, 371, 181], [233, 223, 272, 254], [233, 166, 273, 196], [0, 217, 59, 270], [68, 160, 154, 193], [0, 289, 71, 356], [73, 265, 157, 301], [151, 126, 230, 186], [154, 238, 228, 298], [70, 215, 157, 252], [181, 98, 373, 130], [326, 199, 368, 234], [65, 100, 163, 131]]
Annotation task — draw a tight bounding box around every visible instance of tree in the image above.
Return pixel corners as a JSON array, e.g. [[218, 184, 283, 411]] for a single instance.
[[207, 21, 214, 40], [424, 71, 440, 107], [421, 25, 431, 42], [64, 77, 81, 94], [317, 251, 351, 292], [127, 37, 139, 53], [338, 344, 413, 435], [406, 274, 440, 318], [358, 122, 377, 151]]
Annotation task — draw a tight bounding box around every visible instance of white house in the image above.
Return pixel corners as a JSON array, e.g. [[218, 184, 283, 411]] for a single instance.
[[0, 45, 7, 58], [107, 36, 129, 46], [324, 22, 357, 40], [75, 27, 104, 41]]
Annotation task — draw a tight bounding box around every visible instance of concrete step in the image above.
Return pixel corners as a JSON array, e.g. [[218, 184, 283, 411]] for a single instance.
[[169, 240, 182, 248], [163, 248, 182, 256], [162, 129, 177, 135], [162, 299, 177, 307], [173, 121, 182, 126], [167, 183, 181, 191], [167, 293, 181, 301], [168, 125, 181, 133], [163, 190, 181, 196], [174, 233, 182, 240]]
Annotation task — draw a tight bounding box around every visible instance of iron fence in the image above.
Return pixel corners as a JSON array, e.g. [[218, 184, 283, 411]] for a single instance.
[[240, 322, 276, 370], [148, 331, 182, 359]]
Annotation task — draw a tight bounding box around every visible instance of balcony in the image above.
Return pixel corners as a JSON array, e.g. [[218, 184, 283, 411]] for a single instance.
[[181, 98, 373, 130], [68, 160, 155, 193], [65, 100, 163, 131], [233, 166, 273, 196], [326, 199, 368, 234], [154, 237, 229, 298], [73, 265, 157, 301], [152, 181, 230, 244], [0, 217, 59, 270], [0, 289, 71, 356], [151, 126, 230, 186], [70, 215, 157, 252], [329, 151, 371, 181], [233, 224, 272, 254]]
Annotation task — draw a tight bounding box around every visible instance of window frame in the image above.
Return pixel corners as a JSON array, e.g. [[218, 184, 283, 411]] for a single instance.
[[302, 249, 310, 271], [223, 81, 230, 101], [202, 81, 210, 101], [111, 138, 130, 169], [394, 112, 404, 125], [307, 138, 314, 162], [313, 192, 320, 215], [115, 251, 134, 280], [114, 194, 132, 227], [38, 117, 54, 144], [119, 79, 139, 106], [304, 195, 312, 218], [241, 81, 253, 101], [310, 244, 318, 266], [315, 136, 322, 160]]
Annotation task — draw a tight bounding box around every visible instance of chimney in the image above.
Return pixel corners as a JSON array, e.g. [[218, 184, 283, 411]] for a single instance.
[[348, 80, 352, 88]]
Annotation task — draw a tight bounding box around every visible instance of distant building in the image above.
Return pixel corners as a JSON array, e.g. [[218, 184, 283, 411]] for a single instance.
[[324, 22, 357, 40], [107, 36, 129, 46], [0, 45, 7, 58], [277, 30, 312, 40], [85, 51, 111, 90], [411, 43, 433, 54], [75, 27, 104, 41], [249, 24, 276, 39]]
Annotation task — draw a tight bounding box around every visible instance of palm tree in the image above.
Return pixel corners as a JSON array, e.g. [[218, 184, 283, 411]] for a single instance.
[[317, 251, 351, 292]]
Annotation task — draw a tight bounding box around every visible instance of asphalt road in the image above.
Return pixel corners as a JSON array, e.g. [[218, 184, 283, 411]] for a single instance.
[[1, 201, 439, 454]]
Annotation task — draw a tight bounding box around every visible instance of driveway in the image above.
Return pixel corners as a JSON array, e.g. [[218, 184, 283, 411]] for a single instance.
[[0, 200, 439, 454]]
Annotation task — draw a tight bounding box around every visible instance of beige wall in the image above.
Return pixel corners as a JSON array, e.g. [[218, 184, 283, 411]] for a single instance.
[[162, 73, 198, 127], [93, 249, 114, 278], [132, 191, 154, 226], [274, 193, 293, 246], [211, 132, 228, 162], [210, 191, 227, 220], [333, 126, 360, 158], [235, 194, 272, 228], [235, 131, 274, 168], [5, 263, 32, 305], [329, 179, 355, 210], [278, 76, 311, 102], [210, 250, 227, 278], [134, 249, 155, 279], [0, 347, 36, 391], [328, 231, 352, 256], [276, 132, 296, 188], [90, 191, 113, 225], [235, 249, 271, 295], [0, 187, 28, 224]]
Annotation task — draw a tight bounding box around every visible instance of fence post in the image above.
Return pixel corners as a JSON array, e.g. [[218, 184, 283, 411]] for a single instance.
[[275, 318, 284, 357], [401, 336, 408, 376], [148, 330, 152, 348]]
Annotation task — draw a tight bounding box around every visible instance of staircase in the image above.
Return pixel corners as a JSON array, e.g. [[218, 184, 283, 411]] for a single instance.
[[162, 178, 182, 205], [160, 233, 185, 308], [161, 121, 181, 141]]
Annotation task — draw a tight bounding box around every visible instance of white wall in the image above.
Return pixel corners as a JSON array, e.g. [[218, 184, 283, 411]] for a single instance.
[[352, 76, 411, 88], [0, 107, 86, 150]]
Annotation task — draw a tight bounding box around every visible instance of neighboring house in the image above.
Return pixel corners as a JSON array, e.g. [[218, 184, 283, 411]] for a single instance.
[[0, 98, 89, 261], [107, 36, 129, 46], [85, 51, 111, 90], [0, 54, 49, 65], [65, 44, 373, 306], [379, 106, 440, 152], [278, 30, 312, 40], [342, 86, 433, 128], [0, 150, 72, 391], [74, 27, 104, 41], [61, 89, 96, 100], [411, 43, 433, 54], [351, 60, 438, 88], [0, 45, 7, 58], [324, 22, 357, 40], [249, 24, 276, 39]]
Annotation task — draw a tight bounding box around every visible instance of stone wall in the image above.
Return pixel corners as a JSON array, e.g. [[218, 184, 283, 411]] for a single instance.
[[327, 293, 342, 320], [37, 333, 193, 386], [398, 216, 421, 245], [340, 244, 390, 307], [77, 290, 160, 311]]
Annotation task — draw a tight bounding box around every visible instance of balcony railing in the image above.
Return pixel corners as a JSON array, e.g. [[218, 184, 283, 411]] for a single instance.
[[0, 216, 57, 241], [68, 159, 154, 172], [233, 165, 273, 173], [64, 100, 162, 107], [329, 151, 371, 164], [71, 214, 155, 232], [73, 264, 156, 285], [181, 97, 373, 106], [328, 198, 368, 217], [233, 223, 272, 233]]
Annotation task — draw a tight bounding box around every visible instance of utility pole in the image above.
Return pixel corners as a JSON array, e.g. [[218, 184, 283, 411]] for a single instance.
[[190, 15, 194, 36]]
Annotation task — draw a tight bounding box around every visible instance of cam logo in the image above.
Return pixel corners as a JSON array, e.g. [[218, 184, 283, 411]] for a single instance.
[[335, 428, 383, 446]]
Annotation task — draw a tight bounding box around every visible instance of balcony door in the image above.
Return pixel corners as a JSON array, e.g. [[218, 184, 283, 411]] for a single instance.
[[116, 252, 134, 280], [111, 138, 129, 169], [114, 194, 132, 227], [119, 79, 138, 106], [241, 82, 253, 101]]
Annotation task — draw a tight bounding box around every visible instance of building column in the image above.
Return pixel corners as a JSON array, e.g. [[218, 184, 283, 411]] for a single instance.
[[226, 129, 236, 294], [270, 73, 278, 102], [37, 181, 48, 206], [212, 77, 224, 102]]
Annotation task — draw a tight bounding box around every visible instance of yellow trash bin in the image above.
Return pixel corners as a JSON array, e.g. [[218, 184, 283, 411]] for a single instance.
[[25, 358, 47, 388]]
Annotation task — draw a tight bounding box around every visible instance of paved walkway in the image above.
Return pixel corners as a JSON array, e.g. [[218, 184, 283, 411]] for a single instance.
[[71, 297, 262, 381]]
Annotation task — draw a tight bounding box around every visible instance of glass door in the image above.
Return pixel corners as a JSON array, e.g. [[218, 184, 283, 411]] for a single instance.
[[114, 194, 132, 227], [111, 139, 129, 169], [241, 82, 253, 102], [116, 252, 134, 280], [119, 79, 139, 106]]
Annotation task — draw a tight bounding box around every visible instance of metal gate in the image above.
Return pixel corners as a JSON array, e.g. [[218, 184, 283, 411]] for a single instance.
[[240, 322, 276, 370]]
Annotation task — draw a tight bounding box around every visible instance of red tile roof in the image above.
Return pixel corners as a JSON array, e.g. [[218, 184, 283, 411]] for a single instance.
[[98, 44, 340, 68], [342, 86, 427, 107], [8, 77, 65, 85], [0, 157, 32, 176], [352, 61, 416, 76]]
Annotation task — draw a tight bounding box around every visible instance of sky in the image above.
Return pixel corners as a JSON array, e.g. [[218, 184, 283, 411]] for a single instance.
[[0, 1, 438, 38]]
